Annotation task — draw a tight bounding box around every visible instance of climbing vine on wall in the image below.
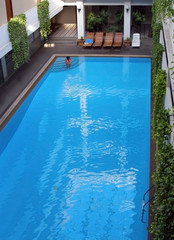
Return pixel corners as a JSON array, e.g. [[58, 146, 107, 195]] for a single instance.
[[151, 0, 163, 78], [153, 0, 174, 19], [8, 14, 29, 70], [37, 0, 51, 40], [150, 0, 174, 239], [150, 69, 174, 240]]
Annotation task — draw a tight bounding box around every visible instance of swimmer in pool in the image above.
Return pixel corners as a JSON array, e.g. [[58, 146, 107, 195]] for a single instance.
[[65, 56, 71, 65]]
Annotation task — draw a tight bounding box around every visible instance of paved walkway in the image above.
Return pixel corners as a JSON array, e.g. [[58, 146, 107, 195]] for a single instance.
[[0, 27, 153, 129]]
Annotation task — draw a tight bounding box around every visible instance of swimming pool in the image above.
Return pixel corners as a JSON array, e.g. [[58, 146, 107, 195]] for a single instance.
[[0, 57, 151, 240]]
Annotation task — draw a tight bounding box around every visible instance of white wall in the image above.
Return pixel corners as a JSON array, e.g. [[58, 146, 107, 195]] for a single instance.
[[0, 0, 63, 59], [55, 6, 76, 24], [131, 0, 152, 5], [84, 0, 152, 5], [77, 1, 85, 38], [12, 0, 37, 16], [124, 2, 131, 39], [0, 1, 7, 26]]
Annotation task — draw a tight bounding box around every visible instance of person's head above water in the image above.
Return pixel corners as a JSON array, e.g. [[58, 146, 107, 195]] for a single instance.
[[65, 56, 71, 64]]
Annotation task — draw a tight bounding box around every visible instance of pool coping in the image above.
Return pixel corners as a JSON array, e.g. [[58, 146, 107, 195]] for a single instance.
[[0, 55, 56, 131], [0, 54, 152, 131]]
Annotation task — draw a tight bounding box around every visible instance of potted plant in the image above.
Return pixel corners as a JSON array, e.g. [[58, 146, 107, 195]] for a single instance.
[[124, 37, 131, 46], [77, 36, 84, 46]]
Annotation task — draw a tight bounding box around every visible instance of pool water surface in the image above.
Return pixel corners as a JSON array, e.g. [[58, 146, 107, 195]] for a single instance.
[[0, 57, 151, 240]]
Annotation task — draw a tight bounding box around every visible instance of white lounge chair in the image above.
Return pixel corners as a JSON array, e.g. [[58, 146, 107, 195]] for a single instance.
[[132, 33, 140, 48]]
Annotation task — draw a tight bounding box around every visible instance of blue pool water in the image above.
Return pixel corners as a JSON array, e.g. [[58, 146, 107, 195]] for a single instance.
[[0, 57, 151, 240]]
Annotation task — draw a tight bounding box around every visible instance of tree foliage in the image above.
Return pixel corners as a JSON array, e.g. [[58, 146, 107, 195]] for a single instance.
[[154, 0, 174, 20], [132, 10, 146, 25], [87, 9, 109, 31]]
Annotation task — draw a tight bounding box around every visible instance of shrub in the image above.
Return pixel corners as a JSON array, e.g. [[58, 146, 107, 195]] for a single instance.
[[37, 0, 51, 40], [8, 14, 29, 70]]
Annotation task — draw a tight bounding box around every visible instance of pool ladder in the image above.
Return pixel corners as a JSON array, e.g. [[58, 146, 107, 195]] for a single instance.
[[141, 185, 154, 223]]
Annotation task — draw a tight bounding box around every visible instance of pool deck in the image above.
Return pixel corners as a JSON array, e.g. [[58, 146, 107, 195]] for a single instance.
[[0, 35, 152, 129]]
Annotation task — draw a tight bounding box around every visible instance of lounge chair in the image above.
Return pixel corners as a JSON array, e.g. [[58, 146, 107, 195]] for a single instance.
[[132, 33, 141, 48], [112, 32, 123, 48], [93, 32, 104, 48], [103, 32, 114, 48], [83, 32, 94, 48]]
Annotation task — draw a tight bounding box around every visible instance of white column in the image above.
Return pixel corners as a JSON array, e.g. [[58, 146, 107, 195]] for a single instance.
[[76, 1, 85, 39], [124, 1, 131, 40]]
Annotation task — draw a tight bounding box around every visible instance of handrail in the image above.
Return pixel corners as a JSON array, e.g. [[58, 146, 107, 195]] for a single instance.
[[141, 185, 155, 223]]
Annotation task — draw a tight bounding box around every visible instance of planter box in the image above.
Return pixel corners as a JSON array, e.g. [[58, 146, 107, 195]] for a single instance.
[[124, 40, 131, 47], [77, 39, 84, 46]]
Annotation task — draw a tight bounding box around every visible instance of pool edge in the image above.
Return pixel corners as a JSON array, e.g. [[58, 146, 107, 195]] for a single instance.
[[0, 54, 153, 240], [0, 55, 57, 131], [0, 54, 152, 132]]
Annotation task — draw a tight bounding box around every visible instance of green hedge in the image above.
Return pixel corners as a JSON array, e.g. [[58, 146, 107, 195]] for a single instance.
[[150, 0, 174, 239], [152, 70, 171, 143], [8, 14, 29, 70], [151, 67, 174, 240], [151, 142, 174, 240], [37, 0, 51, 40]]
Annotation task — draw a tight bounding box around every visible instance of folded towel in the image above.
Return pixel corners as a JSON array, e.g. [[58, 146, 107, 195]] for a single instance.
[[84, 38, 93, 44]]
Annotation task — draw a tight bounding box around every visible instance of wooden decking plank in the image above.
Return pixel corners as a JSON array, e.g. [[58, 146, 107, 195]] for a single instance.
[[54, 24, 77, 38], [64, 24, 75, 36], [54, 24, 66, 37], [60, 24, 74, 37], [64, 24, 77, 37], [55, 24, 71, 37], [69, 24, 77, 37], [59, 24, 71, 37]]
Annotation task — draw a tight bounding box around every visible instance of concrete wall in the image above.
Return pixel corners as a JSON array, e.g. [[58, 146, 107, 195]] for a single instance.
[[0, 1, 7, 26], [84, 0, 124, 5], [55, 6, 76, 24], [131, 0, 152, 5], [12, 0, 37, 16], [84, 0, 152, 5]]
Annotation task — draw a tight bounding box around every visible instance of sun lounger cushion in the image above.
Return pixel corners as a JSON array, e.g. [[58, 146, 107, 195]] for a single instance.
[[132, 33, 140, 47], [84, 38, 93, 44]]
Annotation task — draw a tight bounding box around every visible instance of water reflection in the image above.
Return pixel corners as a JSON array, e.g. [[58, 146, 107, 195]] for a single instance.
[[0, 57, 150, 240], [49, 168, 137, 239]]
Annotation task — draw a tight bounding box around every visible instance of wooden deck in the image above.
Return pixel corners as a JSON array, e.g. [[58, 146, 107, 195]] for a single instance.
[[54, 24, 77, 38]]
